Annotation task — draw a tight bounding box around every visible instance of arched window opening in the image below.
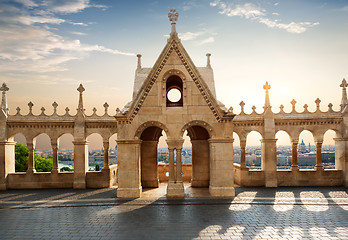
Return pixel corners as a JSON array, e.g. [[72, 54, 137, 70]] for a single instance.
[[34, 133, 53, 172], [246, 131, 262, 170], [166, 75, 183, 107], [276, 131, 292, 170], [298, 130, 315, 170], [58, 134, 74, 172], [109, 133, 118, 166], [233, 132, 241, 165], [13, 133, 27, 172], [86, 133, 103, 171], [323, 130, 336, 169]]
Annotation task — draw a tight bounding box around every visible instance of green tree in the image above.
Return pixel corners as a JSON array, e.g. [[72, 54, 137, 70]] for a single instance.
[[95, 164, 100, 171], [15, 144, 53, 172], [15, 144, 28, 172], [60, 166, 73, 172]]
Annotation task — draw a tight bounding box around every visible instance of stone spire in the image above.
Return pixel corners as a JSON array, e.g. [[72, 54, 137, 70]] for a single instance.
[[168, 8, 179, 38], [263, 81, 271, 110], [0, 83, 9, 114], [137, 54, 142, 70], [206, 53, 211, 68], [340, 78, 348, 111], [77, 84, 85, 113]]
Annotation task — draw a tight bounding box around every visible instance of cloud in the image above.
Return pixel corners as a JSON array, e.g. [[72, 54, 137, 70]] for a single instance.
[[179, 31, 206, 41], [198, 37, 215, 45], [0, 1, 133, 73], [210, 0, 319, 34], [272, 12, 279, 16], [42, 0, 108, 14]]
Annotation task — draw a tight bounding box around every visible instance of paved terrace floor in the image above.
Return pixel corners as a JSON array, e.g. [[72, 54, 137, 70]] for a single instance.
[[0, 183, 347, 240]]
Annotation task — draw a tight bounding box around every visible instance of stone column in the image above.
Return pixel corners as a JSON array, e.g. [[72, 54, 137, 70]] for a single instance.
[[102, 141, 109, 170], [315, 141, 324, 171], [73, 140, 88, 189], [191, 140, 209, 187], [334, 138, 346, 170], [291, 140, 299, 171], [166, 139, 184, 197], [0, 141, 15, 190], [261, 138, 277, 187], [116, 139, 142, 198], [51, 140, 59, 174], [209, 139, 235, 197], [168, 146, 175, 183], [240, 139, 247, 169], [176, 147, 183, 183], [26, 142, 35, 174]]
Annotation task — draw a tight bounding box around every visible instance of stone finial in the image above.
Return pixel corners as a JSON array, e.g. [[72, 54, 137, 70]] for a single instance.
[[40, 107, 45, 115], [103, 102, 109, 115], [168, 8, 179, 37], [137, 54, 142, 70], [279, 104, 284, 113], [303, 104, 309, 112], [52, 102, 58, 114], [16, 107, 21, 115], [315, 98, 321, 112], [328, 103, 333, 112], [92, 107, 97, 114], [340, 78, 348, 111], [206, 53, 211, 68], [239, 101, 245, 114], [228, 106, 233, 113], [0, 83, 9, 114], [263, 81, 271, 110], [65, 107, 70, 115], [28, 101, 34, 115], [77, 84, 85, 113], [116, 108, 121, 114], [290, 99, 296, 112], [251, 105, 256, 113]]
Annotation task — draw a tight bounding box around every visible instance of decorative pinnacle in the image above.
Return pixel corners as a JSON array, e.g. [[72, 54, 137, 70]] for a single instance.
[[263, 81, 271, 109], [137, 54, 142, 69], [0, 83, 9, 92], [77, 84, 85, 93], [206, 53, 211, 68], [168, 8, 179, 23], [0, 83, 9, 114], [340, 78, 347, 88], [77, 84, 85, 113], [263, 81, 271, 93]]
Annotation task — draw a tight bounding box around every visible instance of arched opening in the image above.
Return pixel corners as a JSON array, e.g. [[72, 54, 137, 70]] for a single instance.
[[246, 131, 262, 170], [140, 126, 165, 188], [86, 133, 103, 171], [233, 132, 241, 165], [58, 133, 74, 172], [13, 133, 27, 172], [166, 75, 183, 107], [298, 130, 315, 169], [34, 133, 53, 172], [186, 125, 210, 187], [322, 130, 336, 169], [276, 131, 292, 170], [109, 133, 118, 166]]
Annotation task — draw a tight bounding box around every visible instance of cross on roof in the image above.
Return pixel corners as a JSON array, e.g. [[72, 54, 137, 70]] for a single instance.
[[168, 8, 179, 23], [77, 84, 85, 93], [263, 81, 271, 92], [0, 83, 9, 92], [340, 78, 348, 88]]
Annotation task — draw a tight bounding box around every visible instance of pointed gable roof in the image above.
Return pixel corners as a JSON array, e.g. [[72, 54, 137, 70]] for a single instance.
[[116, 10, 234, 124]]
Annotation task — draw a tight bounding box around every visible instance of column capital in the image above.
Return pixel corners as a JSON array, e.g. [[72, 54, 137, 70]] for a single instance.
[[166, 139, 184, 149]]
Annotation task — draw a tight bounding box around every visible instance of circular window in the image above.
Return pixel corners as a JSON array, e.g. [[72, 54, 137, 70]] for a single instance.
[[167, 88, 182, 103]]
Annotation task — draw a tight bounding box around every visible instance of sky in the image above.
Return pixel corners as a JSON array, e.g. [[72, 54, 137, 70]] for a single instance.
[[1, 0, 347, 149]]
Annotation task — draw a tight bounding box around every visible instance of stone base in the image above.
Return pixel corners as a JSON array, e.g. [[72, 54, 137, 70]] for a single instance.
[[73, 181, 86, 189], [209, 186, 235, 197], [191, 179, 209, 187], [265, 180, 277, 187], [0, 183, 7, 190], [142, 180, 159, 188], [167, 182, 185, 197], [117, 187, 142, 198]]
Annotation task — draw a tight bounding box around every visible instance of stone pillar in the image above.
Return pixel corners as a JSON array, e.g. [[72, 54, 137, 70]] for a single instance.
[[73, 140, 88, 189], [240, 139, 247, 169], [116, 139, 142, 198], [102, 141, 109, 170], [168, 146, 175, 183], [141, 140, 159, 187], [291, 140, 299, 171], [315, 141, 324, 171], [0, 141, 15, 190], [51, 140, 59, 174], [261, 138, 277, 187], [176, 146, 183, 183], [334, 138, 346, 170], [26, 142, 35, 174], [166, 139, 184, 197], [209, 139, 235, 197], [191, 140, 209, 187]]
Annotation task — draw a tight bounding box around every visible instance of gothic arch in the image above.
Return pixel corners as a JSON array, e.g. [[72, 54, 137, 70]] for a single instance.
[[134, 121, 169, 139], [162, 69, 187, 83]]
